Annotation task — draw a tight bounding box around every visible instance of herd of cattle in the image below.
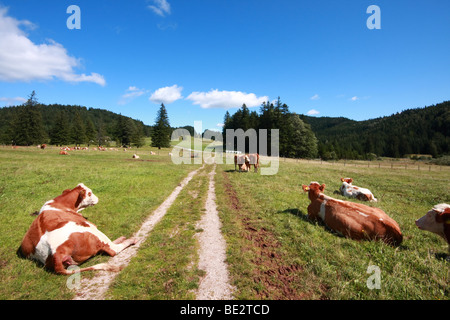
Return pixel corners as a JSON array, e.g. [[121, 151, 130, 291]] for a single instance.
[[17, 152, 450, 276]]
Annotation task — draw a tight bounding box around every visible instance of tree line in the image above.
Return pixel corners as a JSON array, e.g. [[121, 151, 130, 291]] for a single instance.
[[222, 98, 318, 158], [0, 91, 150, 147], [302, 100, 449, 160]]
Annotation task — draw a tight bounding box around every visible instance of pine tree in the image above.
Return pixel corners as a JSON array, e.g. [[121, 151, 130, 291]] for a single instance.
[[85, 118, 96, 146], [11, 91, 46, 145], [151, 104, 171, 149], [71, 111, 86, 145], [50, 111, 70, 146]]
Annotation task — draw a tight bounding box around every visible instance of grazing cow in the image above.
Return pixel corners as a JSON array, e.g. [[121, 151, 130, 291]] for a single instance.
[[415, 203, 450, 255], [340, 178, 377, 202], [59, 151, 69, 155], [302, 182, 402, 245], [19, 184, 136, 275], [132, 154, 140, 159], [234, 154, 250, 172], [247, 153, 260, 173]]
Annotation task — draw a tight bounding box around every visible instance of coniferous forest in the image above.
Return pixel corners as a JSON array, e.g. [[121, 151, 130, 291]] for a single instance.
[[0, 92, 151, 147], [0, 92, 448, 161]]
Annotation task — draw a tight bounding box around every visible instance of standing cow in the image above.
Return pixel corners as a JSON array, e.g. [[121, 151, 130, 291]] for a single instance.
[[234, 154, 250, 172], [415, 203, 450, 256], [302, 181, 402, 245], [19, 184, 136, 275]]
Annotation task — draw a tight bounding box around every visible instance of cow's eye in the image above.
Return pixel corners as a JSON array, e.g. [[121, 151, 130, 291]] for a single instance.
[[88, 192, 92, 196]]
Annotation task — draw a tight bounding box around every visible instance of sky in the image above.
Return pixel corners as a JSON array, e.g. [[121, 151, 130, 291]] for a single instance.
[[0, 0, 449, 132]]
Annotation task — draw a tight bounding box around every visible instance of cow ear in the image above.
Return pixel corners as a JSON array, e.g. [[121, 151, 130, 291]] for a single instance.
[[341, 178, 344, 182], [62, 189, 71, 195], [302, 185, 309, 192], [75, 189, 86, 208], [436, 210, 450, 223], [320, 184, 326, 191]]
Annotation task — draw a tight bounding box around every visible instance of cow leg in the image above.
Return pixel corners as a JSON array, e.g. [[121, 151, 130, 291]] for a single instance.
[[113, 236, 126, 244], [102, 237, 137, 257]]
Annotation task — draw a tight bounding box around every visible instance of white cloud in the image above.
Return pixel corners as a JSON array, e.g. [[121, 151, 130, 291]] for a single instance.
[[0, 7, 105, 86], [0, 96, 27, 106], [186, 89, 268, 109], [310, 94, 320, 100], [307, 109, 320, 116], [150, 85, 183, 104], [216, 123, 224, 128], [350, 96, 359, 101], [118, 86, 147, 105], [148, 0, 171, 17]]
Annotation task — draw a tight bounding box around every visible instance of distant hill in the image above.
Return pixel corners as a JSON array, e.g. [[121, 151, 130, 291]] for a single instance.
[[0, 103, 152, 147], [301, 101, 449, 159]]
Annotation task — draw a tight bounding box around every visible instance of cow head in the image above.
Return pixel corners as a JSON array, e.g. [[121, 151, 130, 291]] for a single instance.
[[341, 178, 353, 184], [415, 203, 450, 239], [302, 182, 326, 201], [74, 183, 99, 212]]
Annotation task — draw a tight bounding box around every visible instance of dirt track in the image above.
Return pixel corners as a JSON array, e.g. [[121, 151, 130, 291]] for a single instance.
[[73, 164, 234, 300], [195, 164, 234, 299]]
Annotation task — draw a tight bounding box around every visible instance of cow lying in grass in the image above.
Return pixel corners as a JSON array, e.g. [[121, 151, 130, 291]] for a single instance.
[[340, 178, 377, 202], [19, 184, 136, 275], [415, 203, 450, 257], [302, 182, 402, 245]]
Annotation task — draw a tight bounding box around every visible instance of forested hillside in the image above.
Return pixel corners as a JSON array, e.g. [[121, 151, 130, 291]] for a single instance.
[[301, 100, 449, 160], [0, 92, 152, 147]]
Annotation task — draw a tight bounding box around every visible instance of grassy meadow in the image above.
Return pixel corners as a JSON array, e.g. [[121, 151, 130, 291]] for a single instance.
[[0, 145, 448, 300], [0, 145, 199, 299], [215, 158, 449, 300]]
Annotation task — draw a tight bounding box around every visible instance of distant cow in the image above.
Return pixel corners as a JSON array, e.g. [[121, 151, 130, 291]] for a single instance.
[[302, 182, 402, 245], [340, 178, 377, 202], [415, 203, 450, 256], [19, 184, 136, 275], [59, 151, 69, 155], [234, 154, 250, 172], [132, 154, 140, 159], [247, 153, 260, 173]]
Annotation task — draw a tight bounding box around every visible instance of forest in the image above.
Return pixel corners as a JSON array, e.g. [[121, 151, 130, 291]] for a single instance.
[[0, 92, 448, 160], [222, 98, 318, 158], [0, 92, 151, 147], [223, 99, 449, 160], [302, 100, 449, 160]]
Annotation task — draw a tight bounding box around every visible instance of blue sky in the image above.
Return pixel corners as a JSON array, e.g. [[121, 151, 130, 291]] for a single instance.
[[0, 0, 449, 132]]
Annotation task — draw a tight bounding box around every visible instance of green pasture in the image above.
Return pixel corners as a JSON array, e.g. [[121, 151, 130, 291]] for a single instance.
[[215, 159, 449, 299], [0, 146, 198, 299], [0, 146, 448, 300]]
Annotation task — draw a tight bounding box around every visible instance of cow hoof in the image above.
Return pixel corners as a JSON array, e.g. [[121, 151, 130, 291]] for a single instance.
[[113, 236, 127, 244]]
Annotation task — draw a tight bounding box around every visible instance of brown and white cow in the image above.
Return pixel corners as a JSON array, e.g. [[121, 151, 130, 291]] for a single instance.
[[234, 154, 250, 172], [415, 203, 450, 255], [247, 153, 260, 173], [19, 184, 136, 275], [340, 178, 377, 202], [302, 182, 402, 245]]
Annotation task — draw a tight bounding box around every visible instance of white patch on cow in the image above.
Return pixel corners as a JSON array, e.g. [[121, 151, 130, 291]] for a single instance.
[[38, 200, 60, 215], [31, 221, 112, 265], [319, 200, 327, 221]]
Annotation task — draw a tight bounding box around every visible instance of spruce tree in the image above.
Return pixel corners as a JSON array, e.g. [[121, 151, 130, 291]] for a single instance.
[[11, 91, 46, 145], [151, 104, 171, 149], [50, 111, 70, 146]]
